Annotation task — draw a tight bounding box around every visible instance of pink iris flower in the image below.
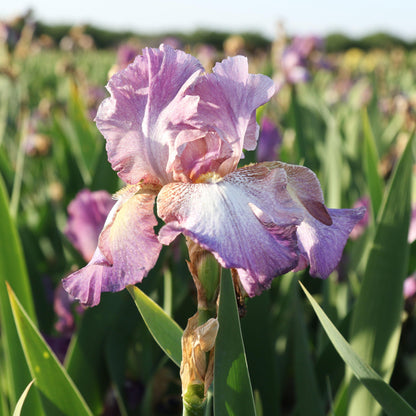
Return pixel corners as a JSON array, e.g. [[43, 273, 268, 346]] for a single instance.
[[62, 44, 365, 306]]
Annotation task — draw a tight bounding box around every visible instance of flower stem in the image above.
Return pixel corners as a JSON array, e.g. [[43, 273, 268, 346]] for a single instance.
[[181, 239, 222, 416], [182, 384, 206, 416]]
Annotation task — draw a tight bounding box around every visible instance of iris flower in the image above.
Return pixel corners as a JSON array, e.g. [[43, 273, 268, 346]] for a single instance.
[[62, 44, 365, 306]]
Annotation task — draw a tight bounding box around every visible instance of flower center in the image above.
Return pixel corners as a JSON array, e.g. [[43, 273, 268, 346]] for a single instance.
[[194, 172, 223, 184]]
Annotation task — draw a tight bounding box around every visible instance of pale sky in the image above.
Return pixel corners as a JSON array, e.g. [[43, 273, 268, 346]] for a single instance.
[[2, 0, 415, 41]]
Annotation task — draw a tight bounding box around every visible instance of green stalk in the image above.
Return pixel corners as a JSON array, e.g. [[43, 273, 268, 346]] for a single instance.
[[181, 242, 222, 416], [183, 384, 206, 416]]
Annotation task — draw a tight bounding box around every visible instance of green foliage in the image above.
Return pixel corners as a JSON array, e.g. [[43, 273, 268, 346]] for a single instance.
[[347, 132, 413, 416], [360, 32, 409, 50], [12, 380, 34, 416], [214, 270, 256, 416], [325, 31, 413, 52], [128, 285, 183, 367], [0, 176, 43, 415], [33, 20, 416, 53], [325, 33, 359, 53], [8, 285, 93, 416], [33, 21, 271, 51], [302, 282, 416, 416]]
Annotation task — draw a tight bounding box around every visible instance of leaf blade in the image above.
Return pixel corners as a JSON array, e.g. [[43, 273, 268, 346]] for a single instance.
[[12, 380, 34, 416], [0, 174, 42, 414], [348, 134, 413, 415], [127, 285, 183, 367], [300, 282, 416, 416], [293, 289, 325, 416], [362, 108, 383, 219], [7, 284, 93, 416], [214, 270, 256, 416]]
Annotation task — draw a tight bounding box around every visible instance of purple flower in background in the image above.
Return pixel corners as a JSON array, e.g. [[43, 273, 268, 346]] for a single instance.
[[48, 189, 114, 350], [54, 283, 76, 335], [62, 44, 365, 306], [108, 43, 142, 79], [116, 43, 140, 69], [350, 196, 370, 240], [162, 37, 183, 50], [64, 189, 115, 262], [404, 274, 416, 299], [280, 46, 310, 85], [256, 117, 282, 162], [196, 44, 217, 70], [0, 20, 19, 50], [291, 35, 324, 59], [86, 85, 107, 121], [276, 35, 327, 88]]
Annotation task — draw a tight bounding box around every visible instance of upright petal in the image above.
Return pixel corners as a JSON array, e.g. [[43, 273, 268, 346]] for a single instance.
[[96, 44, 204, 185], [63, 185, 162, 306], [157, 164, 303, 296], [170, 56, 276, 180]]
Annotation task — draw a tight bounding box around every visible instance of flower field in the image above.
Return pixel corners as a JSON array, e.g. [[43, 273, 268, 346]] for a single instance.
[[1, 16, 416, 416]]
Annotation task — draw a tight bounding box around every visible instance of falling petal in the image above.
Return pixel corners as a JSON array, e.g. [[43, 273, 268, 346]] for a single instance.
[[296, 207, 366, 278], [63, 186, 162, 306], [158, 163, 303, 296]]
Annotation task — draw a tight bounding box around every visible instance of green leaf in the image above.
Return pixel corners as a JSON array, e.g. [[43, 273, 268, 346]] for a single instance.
[[7, 284, 93, 416], [64, 297, 115, 413], [348, 134, 413, 415], [64, 291, 138, 414], [12, 380, 34, 416], [0, 175, 42, 414], [127, 284, 183, 367], [241, 292, 279, 416], [362, 108, 383, 219], [323, 117, 344, 208], [214, 269, 256, 416], [300, 282, 416, 416], [293, 289, 325, 416], [67, 79, 101, 183], [90, 143, 119, 193], [401, 381, 416, 409], [289, 85, 308, 161]]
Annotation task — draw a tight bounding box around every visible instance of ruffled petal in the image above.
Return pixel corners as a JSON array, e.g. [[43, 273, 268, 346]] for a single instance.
[[296, 207, 366, 278], [170, 56, 276, 180], [96, 44, 203, 185], [157, 164, 303, 296], [63, 186, 162, 306]]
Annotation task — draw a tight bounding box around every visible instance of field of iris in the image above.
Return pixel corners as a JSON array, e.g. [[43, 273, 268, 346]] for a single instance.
[[1, 17, 416, 416]]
